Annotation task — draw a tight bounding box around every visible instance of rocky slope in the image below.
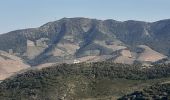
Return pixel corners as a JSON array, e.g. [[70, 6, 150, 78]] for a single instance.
[[0, 18, 170, 67], [0, 50, 30, 80]]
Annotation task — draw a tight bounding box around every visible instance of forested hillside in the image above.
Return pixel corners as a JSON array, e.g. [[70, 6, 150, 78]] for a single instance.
[[1, 61, 170, 100]]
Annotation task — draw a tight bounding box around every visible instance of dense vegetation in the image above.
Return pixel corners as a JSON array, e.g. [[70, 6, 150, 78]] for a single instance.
[[1, 61, 170, 100], [119, 83, 170, 100]]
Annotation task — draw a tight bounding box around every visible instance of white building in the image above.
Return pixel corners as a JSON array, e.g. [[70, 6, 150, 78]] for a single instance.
[[73, 59, 80, 64]]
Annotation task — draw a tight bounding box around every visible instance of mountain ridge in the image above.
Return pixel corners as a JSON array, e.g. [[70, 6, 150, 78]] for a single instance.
[[0, 17, 170, 67]]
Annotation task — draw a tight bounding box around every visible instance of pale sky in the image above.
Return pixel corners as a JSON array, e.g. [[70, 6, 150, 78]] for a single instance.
[[0, 0, 170, 34]]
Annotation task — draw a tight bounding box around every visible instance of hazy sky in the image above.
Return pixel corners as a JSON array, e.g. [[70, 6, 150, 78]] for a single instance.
[[0, 0, 170, 34]]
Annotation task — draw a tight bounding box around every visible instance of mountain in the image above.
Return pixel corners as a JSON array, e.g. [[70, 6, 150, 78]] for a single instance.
[[0, 18, 170, 66], [1, 18, 170, 99], [1, 62, 170, 100]]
